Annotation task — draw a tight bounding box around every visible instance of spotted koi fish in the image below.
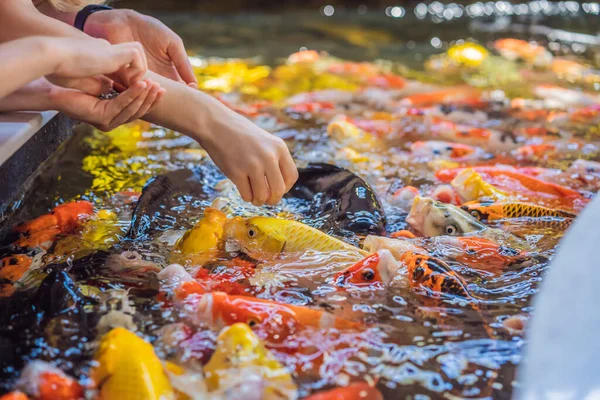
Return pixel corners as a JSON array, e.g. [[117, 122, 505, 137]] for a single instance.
[[402, 252, 472, 299], [461, 201, 576, 221]]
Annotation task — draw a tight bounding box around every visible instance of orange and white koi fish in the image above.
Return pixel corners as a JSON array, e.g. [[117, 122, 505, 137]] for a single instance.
[[16, 361, 83, 400], [334, 249, 402, 287], [494, 38, 552, 67], [390, 186, 420, 212], [14, 201, 94, 250], [304, 382, 383, 400], [410, 140, 481, 161], [534, 84, 599, 107], [430, 184, 462, 205], [425, 117, 519, 152]]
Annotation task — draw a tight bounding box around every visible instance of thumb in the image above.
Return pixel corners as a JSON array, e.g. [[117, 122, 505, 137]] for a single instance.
[[167, 41, 197, 86]]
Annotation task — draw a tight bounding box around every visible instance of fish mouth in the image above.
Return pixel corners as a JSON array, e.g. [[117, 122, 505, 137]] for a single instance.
[[406, 196, 432, 233]]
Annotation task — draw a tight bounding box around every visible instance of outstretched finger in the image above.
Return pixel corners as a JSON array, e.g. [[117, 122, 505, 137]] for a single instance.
[[167, 40, 197, 86], [249, 171, 269, 206], [233, 175, 253, 203], [280, 154, 299, 193], [265, 167, 286, 206]]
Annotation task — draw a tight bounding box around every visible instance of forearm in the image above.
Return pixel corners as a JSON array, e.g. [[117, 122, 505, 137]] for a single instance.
[[0, 79, 56, 112], [0, 39, 59, 98], [141, 71, 231, 147], [0, 0, 88, 43]]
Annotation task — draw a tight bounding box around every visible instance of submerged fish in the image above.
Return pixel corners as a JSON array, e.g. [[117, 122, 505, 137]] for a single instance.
[[334, 249, 402, 287], [285, 163, 385, 236], [407, 196, 487, 237], [304, 382, 383, 400], [92, 327, 174, 400], [402, 252, 472, 299], [174, 286, 360, 341], [406, 197, 529, 249], [451, 168, 508, 202], [16, 361, 83, 400], [14, 201, 94, 250], [223, 216, 368, 259], [175, 208, 227, 255], [204, 323, 297, 399]]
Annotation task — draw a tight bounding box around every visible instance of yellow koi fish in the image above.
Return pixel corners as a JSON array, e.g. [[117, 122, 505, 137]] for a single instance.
[[174, 208, 227, 255], [92, 327, 175, 400], [224, 216, 368, 258], [204, 323, 297, 399], [451, 168, 508, 202]]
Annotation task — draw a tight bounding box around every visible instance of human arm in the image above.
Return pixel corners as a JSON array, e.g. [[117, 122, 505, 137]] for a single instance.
[[37, 5, 198, 85], [0, 78, 164, 131], [1, 0, 298, 204]]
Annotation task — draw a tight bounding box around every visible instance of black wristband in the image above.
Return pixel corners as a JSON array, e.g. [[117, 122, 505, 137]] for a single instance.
[[74, 5, 113, 32]]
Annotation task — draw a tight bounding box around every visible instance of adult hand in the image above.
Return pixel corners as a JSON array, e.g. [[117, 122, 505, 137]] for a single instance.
[[84, 9, 197, 86], [50, 79, 165, 131]]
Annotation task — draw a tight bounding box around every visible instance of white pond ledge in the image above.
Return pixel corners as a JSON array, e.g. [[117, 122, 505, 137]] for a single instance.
[[0, 111, 57, 167]]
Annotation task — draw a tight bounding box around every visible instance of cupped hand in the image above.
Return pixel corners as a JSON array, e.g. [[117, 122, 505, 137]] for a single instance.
[[84, 9, 197, 86], [201, 110, 299, 206], [50, 79, 165, 131]]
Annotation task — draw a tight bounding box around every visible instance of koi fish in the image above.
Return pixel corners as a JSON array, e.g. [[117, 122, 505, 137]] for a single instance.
[[406, 197, 529, 249], [430, 184, 462, 205], [400, 86, 482, 108], [362, 235, 427, 259], [461, 201, 576, 222], [390, 186, 420, 212], [176, 289, 360, 341], [451, 168, 508, 202], [16, 361, 83, 400], [14, 201, 94, 249], [534, 85, 599, 107], [92, 327, 174, 400], [402, 252, 472, 299], [326, 117, 384, 152], [494, 38, 552, 67], [223, 215, 368, 259], [0, 254, 32, 297], [0, 393, 28, 400], [203, 323, 297, 399], [365, 73, 406, 89], [427, 236, 526, 274], [426, 117, 519, 152], [175, 208, 227, 255], [287, 49, 322, 64], [334, 249, 402, 287], [447, 42, 489, 67], [410, 140, 479, 161], [304, 382, 383, 400], [407, 196, 487, 237]]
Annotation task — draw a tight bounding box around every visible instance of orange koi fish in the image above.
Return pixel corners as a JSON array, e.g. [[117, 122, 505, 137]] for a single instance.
[[16, 361, 83, 400], [427, 236, 525, 274], [402, 252, 472, 299], [0, 254, 33, 298], [327, 62, 381, 77], [366, 73, 406, 89], [494, 38, 552, 67], [426, 117, 518, 152], [0, 393, 28, 400], [430, 184, 462, 205], [177, 289, 360, 341], [14, 201, 93, 249], [193, 258, 256, 296], [400, 86, 482, 108], [334, 250, 401, 288], [304, 382, 383, 400], [287, 101, 335, 114], [410, 140, 478, 160], [513, 143, 557, 159], [435, 166, 549, 182], [287, 49, 322, 64], [461, 201, 576, 222]]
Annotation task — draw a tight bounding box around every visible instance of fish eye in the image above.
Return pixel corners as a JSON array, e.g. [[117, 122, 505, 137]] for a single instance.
[[248, 228, 256, 238], [362, 268, 375, 281], [445, 225, 458, 235], [247, 318, 259, 327], [470, 210, 481, 219]]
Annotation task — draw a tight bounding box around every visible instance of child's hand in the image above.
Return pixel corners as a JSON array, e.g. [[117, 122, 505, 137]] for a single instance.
[[50, 79, 165, 131], [200, 107, 298, 206]]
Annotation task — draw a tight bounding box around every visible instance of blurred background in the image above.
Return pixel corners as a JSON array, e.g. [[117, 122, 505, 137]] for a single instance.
[[110, 0, 600, 65]]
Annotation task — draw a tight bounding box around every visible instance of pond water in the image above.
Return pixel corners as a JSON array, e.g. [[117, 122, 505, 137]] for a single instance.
[[0, 8, 599, 400]]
